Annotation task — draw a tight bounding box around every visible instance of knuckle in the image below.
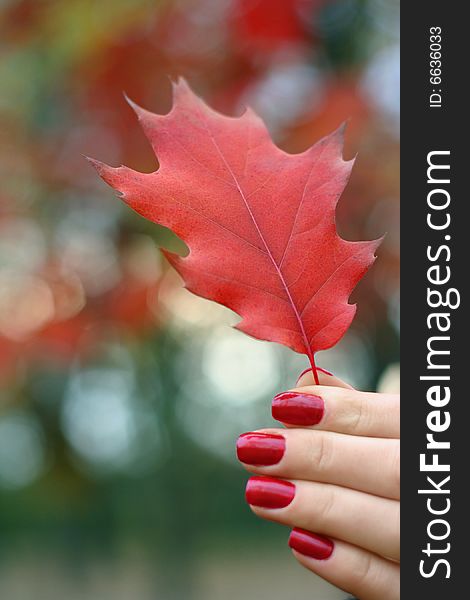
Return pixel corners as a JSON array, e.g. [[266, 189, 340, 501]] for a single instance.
[[308, 433, 333, 474], [350, 554, 396, 600], [347, 392, 368, 433], [331, 388, 370, 434], [350, 552, 375, 590], [316, 485, 337, 527]]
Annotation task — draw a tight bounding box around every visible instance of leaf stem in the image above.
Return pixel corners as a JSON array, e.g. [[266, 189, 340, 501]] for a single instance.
[[308, 352, 320, 385]]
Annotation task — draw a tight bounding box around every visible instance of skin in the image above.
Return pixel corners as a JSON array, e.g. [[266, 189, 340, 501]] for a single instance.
[[240, 370, 400, 600]]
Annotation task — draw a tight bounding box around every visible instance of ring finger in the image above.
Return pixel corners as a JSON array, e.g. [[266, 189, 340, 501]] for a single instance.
[[245, 476, 400, 561]]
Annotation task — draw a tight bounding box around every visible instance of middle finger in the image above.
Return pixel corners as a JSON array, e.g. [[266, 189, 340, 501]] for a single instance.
[[237, 429, 400, 500]]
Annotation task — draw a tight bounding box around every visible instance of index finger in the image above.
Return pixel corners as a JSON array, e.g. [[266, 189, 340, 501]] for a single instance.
[[272, 385, 400, 439]]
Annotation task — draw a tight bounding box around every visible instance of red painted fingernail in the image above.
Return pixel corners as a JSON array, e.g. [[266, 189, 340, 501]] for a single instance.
[[289, 528, 334, 560], [237, 432, 285, 466], [245, 476, 295, 509], [296, 366, 333, 385], [272, 391, 324, 426]]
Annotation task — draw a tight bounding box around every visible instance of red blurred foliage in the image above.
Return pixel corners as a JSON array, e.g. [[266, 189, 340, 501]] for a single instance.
[[232, 0, 317, 52]]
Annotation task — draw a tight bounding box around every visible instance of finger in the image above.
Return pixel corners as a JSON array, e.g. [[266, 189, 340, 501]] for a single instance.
[[245, 477, 400, 560], [272, 385, 400, 438], [296, 367, 354, 390], [237, 429, 400, 500], [288, 529, 400, 600]]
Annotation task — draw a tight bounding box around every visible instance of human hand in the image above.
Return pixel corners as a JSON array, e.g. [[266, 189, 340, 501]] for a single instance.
[[236, 370, 400, 600]]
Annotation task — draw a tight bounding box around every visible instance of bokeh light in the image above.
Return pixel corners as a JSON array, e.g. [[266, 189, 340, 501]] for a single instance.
[[201, 328, 280, 406], [0, 271, 55, 340], [0, 411, 47, 490], [61, 367, 138, 472]]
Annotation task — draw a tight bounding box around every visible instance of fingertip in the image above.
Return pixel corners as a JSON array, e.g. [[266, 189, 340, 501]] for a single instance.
[[296, 370, 314, 386], [296, 367, 333, 385], [296, 368, 353, 390]]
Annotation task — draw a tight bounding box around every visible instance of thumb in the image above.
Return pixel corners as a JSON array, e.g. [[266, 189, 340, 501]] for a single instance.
[[295, 367, 354, 390]]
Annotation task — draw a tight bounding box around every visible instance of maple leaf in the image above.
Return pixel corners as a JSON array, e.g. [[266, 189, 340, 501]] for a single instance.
[[89, 79, 381, 384]]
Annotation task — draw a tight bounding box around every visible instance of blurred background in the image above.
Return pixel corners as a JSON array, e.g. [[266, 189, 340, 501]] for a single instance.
[[0, 0, 399, 598]]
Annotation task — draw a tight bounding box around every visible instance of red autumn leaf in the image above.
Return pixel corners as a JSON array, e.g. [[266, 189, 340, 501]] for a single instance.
[[90, 79, 380, 383]]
